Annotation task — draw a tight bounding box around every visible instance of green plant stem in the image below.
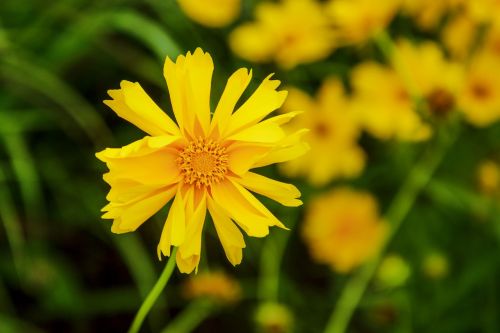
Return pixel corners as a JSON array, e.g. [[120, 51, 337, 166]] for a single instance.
[[258, 219, 295, 302], [323, 128, 458, 333], [160, 298, 215, 333], [128, 247, 178, 333]]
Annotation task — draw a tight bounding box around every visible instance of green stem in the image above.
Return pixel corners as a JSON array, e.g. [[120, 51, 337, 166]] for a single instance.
[[160, 298, 215, 333], [128, 247, 178, 333], [258, 220, 295, 302], [323, 128, 458, 333]]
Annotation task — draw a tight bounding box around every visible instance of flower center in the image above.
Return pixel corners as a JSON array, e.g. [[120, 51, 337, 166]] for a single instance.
[[178, 139, 228, 188], [427, 88, 455, 117]]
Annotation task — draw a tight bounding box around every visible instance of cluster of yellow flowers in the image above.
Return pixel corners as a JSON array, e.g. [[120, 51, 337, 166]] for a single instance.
[[96, 0, 500, 277]]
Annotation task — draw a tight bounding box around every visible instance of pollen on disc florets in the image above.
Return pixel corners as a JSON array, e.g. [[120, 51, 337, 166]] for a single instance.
[[178, 138, 229, 188]]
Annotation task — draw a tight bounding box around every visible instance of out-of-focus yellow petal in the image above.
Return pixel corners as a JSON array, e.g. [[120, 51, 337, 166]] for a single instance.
[[164, 48, 214, 136], [104, 81, 180, 136], [208, 197, 245, 266], [178, 0, 241, 28], [229, 23, 276, 64], [234, 172, 302, 207]]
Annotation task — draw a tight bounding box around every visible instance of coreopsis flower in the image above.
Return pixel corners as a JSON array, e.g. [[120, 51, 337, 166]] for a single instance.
[[463, 0, 500, 24], [96, 48, 307, 273], [441, 13, 477, 60], [393, 40, 464, 117], [183, 271, 241, 304], [229, 0, 335, 69], [177, 0, 241, 28], [350, 62, 431, 141], [279, 79, 365, 186], [477, 160, 500, 195], [326, 0, 400, 45], [401, 0, 463, 30], [458, 51, 500, 126], [302, 188, 387, 273]]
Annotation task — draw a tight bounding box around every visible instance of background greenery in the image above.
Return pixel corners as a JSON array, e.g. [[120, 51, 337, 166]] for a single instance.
[[1, 0, 500, 332]]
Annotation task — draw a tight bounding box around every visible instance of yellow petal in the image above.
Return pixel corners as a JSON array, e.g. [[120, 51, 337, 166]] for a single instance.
[[226, 121, 285, 143], [164, 48, 214, 137], [176, 249, 200, 274], [106, 186, 176, 234], [208, 197, 245, 266], [210, 180, 285, 237], [224, 74, 288, 136], [226, 143, 272, 175], [99, 140, 181, 186], [233, 172, 302, 207], [179, 190, 207, 260], [104, 81, 179, 136], [96, 135, 182, 161], [211, 68, 252, 134], [253, 129, 310, 168]]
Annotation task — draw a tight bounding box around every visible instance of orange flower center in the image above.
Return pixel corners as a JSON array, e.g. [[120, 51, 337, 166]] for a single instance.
[[178, 139, 228, 188]]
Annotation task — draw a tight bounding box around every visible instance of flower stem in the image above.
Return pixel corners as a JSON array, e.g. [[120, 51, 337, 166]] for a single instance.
[[128, 247, 178, 333], [323, 127, 458, 333], [160, 298, 215, 333]]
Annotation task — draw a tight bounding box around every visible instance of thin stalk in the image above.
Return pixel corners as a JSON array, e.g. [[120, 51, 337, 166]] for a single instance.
[[160, 298, 215, 333], [128, 247, 178, 333]]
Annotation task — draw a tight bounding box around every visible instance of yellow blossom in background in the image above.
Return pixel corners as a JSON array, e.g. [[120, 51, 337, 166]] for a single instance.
[[422, 252, 449, 279], [458, 51, 500, 126], [350, 62, 431, 141], [442, 13, 477, 60], [96, 48, 307, 274], [401, 0, 463, 30], [183, 271, 241, 303], [484, 23, 500, 59], [302, 188, 387, 273], [393, 39, 464, 117], [255, 302, 294, 333], [229, 0, 334, 69], [279, 79, 365, 186], [326, 0, 400, 45], [463, 0, 500, 24], [177, 0, 241, 28], [477, 160, 500, 195]]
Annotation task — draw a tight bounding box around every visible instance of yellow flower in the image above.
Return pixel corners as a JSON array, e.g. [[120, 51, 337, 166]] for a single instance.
[[463, 0, 500, 24], [458, 51, 500, 126], [483, 23, 500, 59], [302, 188, 387, 273], [229, 0, 334, 69], [422, 252, 449, 279], [183, 271, 241, 304], [326, 0, 400, 45], [279, 79, 365, 186], [477, 160, 500, 195], [441, 13, 477, 60], [96, 48, 307, 274], [177, 0, 241, 28], [401, 0, 463, 30], [393, 39, 464, 117], [350, 62, 431, 141]]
